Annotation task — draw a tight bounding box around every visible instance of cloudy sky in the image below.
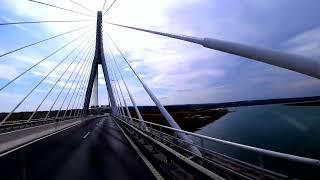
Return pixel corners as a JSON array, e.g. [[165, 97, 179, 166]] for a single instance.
[[0, 0, 319, 112]]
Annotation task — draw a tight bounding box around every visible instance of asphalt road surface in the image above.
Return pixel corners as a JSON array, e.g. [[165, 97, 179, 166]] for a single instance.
[[0, 117, 155, 180]]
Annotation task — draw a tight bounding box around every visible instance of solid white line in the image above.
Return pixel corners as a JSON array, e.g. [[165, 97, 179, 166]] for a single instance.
[[83, 132, 90, 139], [113, 119, 165, 180]]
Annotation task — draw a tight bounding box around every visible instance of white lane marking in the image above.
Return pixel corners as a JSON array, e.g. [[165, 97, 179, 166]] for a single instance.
[[113, 119, 165, 180], [83, 132, 90, 139]]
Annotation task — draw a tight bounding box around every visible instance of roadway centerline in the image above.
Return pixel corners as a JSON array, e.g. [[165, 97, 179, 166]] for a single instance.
[[83, 132, 90, 139]]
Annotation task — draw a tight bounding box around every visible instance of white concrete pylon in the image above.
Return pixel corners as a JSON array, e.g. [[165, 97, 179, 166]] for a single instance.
[[91, 70, 99, 106]]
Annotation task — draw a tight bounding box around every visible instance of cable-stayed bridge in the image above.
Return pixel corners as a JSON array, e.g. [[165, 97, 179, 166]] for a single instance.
[[0, 1, 319, 180]]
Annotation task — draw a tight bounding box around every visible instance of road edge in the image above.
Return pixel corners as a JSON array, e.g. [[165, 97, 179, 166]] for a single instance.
[[113, 118, 165, 180]]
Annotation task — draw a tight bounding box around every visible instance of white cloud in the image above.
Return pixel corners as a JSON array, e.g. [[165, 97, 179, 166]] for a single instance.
[[282, 26, 320, 58], [0, 64, 19, 80], [0, 0, 319, 110], [1, 0, 215, 107]]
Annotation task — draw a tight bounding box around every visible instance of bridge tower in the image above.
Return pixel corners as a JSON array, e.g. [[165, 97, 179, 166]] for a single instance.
[[83, 11, 117, 114], [90, 71, 99, 106]]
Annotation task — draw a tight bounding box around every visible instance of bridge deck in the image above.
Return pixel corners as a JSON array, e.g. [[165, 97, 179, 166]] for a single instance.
[[0, 117, 156, 180]]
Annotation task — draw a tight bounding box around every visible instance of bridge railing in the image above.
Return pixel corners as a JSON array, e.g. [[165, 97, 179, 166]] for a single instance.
[[115, 115, 320, 179], [0, 114, 86, 134]]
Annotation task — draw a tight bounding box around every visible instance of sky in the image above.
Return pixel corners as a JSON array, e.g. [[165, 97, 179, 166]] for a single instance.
[[0, 0, 319, 112]]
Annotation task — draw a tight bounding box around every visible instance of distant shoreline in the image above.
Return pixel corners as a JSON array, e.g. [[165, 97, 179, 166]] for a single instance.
[[129, 96, 320, 110], [1, 96, 319, 132], [285, 100, 320, 106], [130, 108, 229, 132], [127, 96, 320, 132]]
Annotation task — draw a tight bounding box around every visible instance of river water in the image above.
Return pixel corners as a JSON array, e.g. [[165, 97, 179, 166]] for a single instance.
[[194, 104, 320, 178]]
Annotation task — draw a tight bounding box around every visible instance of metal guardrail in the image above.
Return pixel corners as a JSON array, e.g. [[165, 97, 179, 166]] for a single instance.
[[0, 116, 85, 134], [0, 114, 108, 134], [119, 115, 320, 166], [113, 116, 226, 180], [0, 116, 94, 157], [115, 115, 320, 179]]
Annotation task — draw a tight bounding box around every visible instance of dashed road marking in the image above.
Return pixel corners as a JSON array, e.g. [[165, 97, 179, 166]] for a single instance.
[[83, 132, 90, 139]]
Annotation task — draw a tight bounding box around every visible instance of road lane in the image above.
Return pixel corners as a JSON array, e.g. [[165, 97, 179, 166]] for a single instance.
[[0, 117, 155, 180]]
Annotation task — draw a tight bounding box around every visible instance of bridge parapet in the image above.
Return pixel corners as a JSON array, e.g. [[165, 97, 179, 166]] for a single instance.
[[114, 115, 320, 179]]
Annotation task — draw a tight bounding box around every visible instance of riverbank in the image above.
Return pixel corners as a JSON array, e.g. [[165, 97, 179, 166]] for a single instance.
[[130, 107, 229, 132]]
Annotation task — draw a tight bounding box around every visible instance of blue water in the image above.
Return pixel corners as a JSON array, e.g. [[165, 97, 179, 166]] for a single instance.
[[194, 104, 320, 177]]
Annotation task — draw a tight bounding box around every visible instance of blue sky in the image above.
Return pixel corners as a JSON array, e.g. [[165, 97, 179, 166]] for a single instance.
[[0, 0, 319, 112]]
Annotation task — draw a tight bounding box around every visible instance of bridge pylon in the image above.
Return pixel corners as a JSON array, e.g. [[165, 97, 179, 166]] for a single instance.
[[83, 11, 117, 114], [90, 70, 99, 106]]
